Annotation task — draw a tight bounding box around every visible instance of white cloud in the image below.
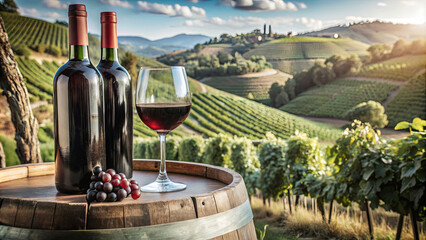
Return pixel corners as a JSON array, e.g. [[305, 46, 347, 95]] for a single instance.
[[400, 1, 417, 6], [137, 1, 206, 18], [377, 2, 387, 6], [18, 8, 63, 21], [297, 2, 307, 8], [187, 0, 199, 3], [220, 0, 300, 11], [183, 15, 328, 31], [42, 0, 67, 10], [99, 0, 132, 8]]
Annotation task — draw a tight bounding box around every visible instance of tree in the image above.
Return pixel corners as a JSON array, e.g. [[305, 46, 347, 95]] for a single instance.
[[121, 51, 137, 82], [0, 16, 42, 164], [194, 43, 203, 53], [312, 62, 335, 86], [55, 20, 68, 27], [0, 142, 5, 168], [391, 39, 409, 58], [294, 70, 314, 94], [0, 0, 18, 13], [326, 54, 362, 77], [367, 44, 391, 63], [345, 101, 388, 128], [268, 82, 283, 107], [275, 91, 289, 107], [217, 51, 233, 64]]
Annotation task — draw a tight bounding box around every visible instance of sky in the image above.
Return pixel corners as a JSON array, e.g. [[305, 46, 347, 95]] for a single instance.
[[15, 0, 426, 40]]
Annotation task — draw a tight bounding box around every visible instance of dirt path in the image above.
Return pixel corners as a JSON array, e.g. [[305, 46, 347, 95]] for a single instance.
[[29, 52, 67, 64], [200, 69, 292, 83]]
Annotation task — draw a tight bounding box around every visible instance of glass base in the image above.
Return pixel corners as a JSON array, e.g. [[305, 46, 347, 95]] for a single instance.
[[141, 179, 187, 193]]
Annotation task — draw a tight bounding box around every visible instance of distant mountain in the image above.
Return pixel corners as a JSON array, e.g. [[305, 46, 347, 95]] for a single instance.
[[154, 34, 211, 49], [301, 21, 426, 45], [117, 34, 211, 58]]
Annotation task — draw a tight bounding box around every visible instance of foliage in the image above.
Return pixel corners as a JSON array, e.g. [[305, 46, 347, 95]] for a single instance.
[[0, 0, 18, 13], [367, 39, 426, 63], [121, 51, 138, 82], [0, 134, 19, 166], [344, 100, 388, 128], [12, 45, 32, 57], [48, 45, 61, 57], [395, 117, 426, 133], [330, 120, 380, 206], [203, 134, 232, 168], [230, 137, 260, 195], [40, 143, 54, 162], [178, 136, 205, 162], [257, 134, 288, 200], [311, 61, 336, 86]]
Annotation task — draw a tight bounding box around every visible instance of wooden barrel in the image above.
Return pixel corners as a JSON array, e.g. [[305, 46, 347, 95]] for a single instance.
[[0, 160, 256, 240]]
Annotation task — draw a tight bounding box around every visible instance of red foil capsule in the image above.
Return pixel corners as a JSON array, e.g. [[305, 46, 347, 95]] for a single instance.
[[68, 4, 88, 45], [101, 12, 118, 48]]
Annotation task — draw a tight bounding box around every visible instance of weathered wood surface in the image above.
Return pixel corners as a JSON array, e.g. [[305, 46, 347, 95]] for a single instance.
[[0, 160, 256, 239], [0, 15, 41, 164]]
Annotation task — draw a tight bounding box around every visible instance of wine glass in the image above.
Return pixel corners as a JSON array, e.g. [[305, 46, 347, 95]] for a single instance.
[[135, 66, 191, 192]]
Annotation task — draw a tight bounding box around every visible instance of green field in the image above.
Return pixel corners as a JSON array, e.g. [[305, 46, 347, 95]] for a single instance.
[[280, 79, 397, 118], [201, 70, 290, 104], [386, 74, 426, 126], [349, 54, 426, 81], [243, 37, 369, 61], [269, 58, 321, 74]]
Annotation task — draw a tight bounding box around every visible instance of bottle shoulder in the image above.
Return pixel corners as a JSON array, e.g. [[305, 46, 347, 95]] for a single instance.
[[54, 60, 102, 83]]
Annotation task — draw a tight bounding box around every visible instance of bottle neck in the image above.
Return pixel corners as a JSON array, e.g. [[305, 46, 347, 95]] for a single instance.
[[69, 45, 89, 60], [100, 48, 118, 62]]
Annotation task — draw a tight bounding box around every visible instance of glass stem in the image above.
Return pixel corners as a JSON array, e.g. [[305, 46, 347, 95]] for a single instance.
[[157, 133, 168, 182]]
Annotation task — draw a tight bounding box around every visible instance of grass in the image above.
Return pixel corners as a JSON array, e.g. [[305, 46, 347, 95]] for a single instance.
[[243, 38, 368, 61], [251, 196, 417, 240]]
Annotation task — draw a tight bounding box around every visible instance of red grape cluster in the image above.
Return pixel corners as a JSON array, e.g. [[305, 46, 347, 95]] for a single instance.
[[86, 166, 141, 203]]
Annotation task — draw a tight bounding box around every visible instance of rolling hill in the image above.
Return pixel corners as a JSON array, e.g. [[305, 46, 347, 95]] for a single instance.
[[0, 12, 341, 143], [243, 37, 369, 74], [301, 21, 426, 45], [201, 69, 291, 104]]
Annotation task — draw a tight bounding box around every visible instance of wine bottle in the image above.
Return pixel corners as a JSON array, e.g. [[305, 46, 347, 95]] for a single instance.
[[97, 12, 133, 178], [53, 4, 105, 194]]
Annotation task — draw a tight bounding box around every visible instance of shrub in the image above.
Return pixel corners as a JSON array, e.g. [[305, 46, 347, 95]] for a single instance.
[[203, 134, 232, 167], [0, 134, 20, 166], [178, 137, 205, 162], [13, 45, 32, 57], [48, 45, 62, 57], [345, 101, 388, 128], [37, 44, 46, 53], [146, 137, 180, 160]]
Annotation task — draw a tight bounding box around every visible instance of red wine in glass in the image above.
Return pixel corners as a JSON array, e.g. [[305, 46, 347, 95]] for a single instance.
[[136, 66, 191, 192], [136, 103, 191, 132]]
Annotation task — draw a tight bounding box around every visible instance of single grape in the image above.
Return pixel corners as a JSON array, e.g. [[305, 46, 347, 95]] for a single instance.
[[103, 182, 113, 193], [106, 192, 117, 202], [130, 180, 138, 185], [130, 184, 139, 191], [111, 179, 121, 187], [98, 171, 106, 179], [95, 181, 104, 192], [118, 173, 126, 179], [102, 173, 112, 183], [89, 181, 96, 190], [86, 190, 97, 202], [113, 186, 120, 193], [131, 189, 141, 200], [125, 186, 131, 196], [93, 166, 102, 175], [90, 175, 98, 182], [120, 179, 129, 189], [112, 174, 122, 181], [116, 189, 127, 201], [106, 169, 116, 177], [96, 191, 107, 202]]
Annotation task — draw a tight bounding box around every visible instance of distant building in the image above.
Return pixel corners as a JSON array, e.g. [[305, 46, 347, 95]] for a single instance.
[[263, 24, 266, 36], [268, 25, 272, 37]]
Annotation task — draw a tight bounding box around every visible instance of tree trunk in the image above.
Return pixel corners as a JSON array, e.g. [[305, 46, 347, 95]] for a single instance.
[[295, 195, 300, 206], [365, 200, 374, 240], [0, 142, 5, 168], [262, 197, 266, 206], [287, 189, 292, 214], [0, 16, 41, 164], [410, 208, 419, 240], [395, 214, 404, 240], [282, 197, 285, 211], [328, 199, 334, 224]]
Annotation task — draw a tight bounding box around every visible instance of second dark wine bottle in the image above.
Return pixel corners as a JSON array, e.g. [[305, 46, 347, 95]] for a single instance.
[[97, 12, 133, 178]]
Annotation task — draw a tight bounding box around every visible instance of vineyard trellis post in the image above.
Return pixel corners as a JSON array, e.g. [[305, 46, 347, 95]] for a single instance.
[[287, 189, 292, 214], [410, 208, 420, 240], [0, 15, 42, 164], [328, 199, 334, 224]]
